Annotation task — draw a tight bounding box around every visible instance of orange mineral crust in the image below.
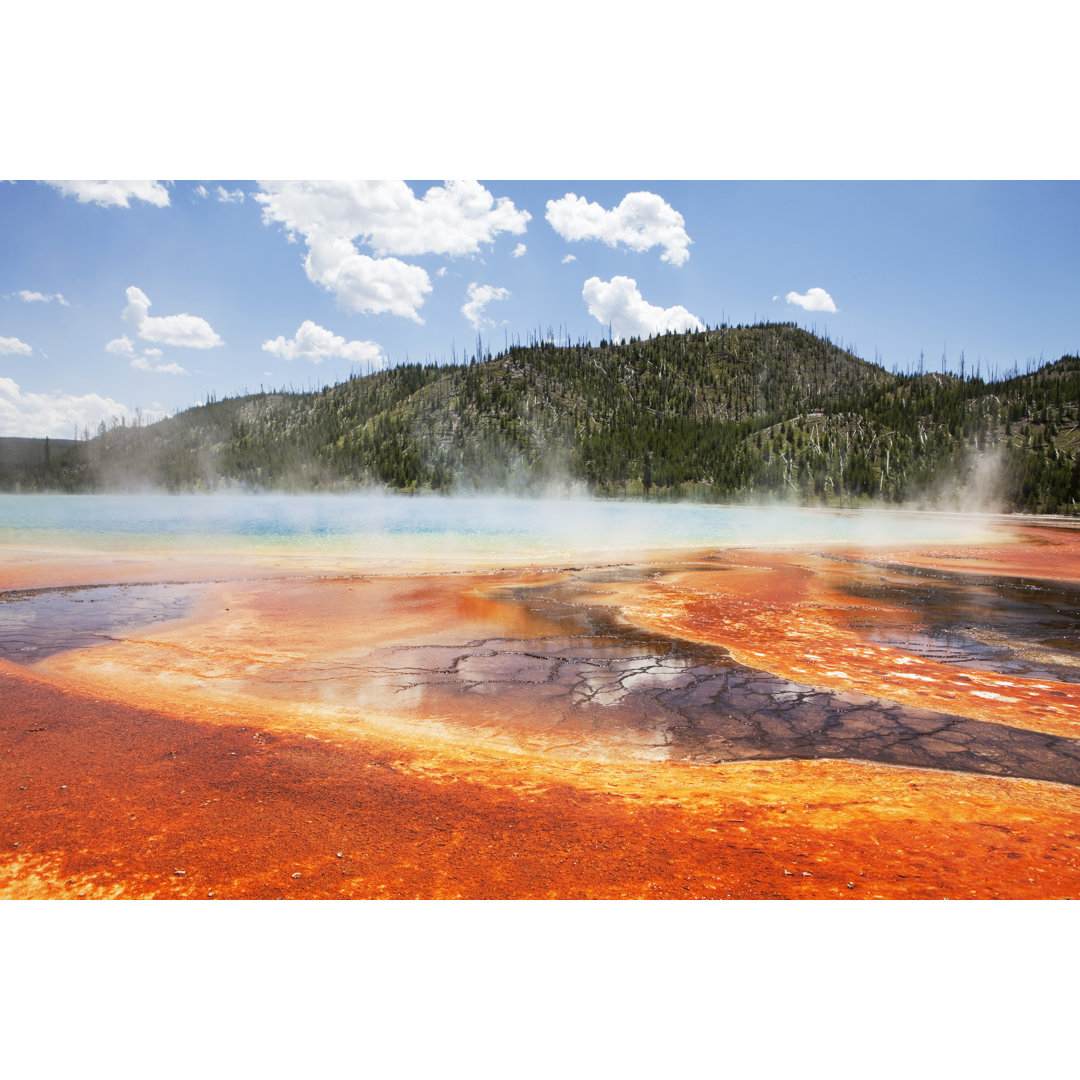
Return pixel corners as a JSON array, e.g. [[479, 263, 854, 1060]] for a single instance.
[[3, 523, 1080, 900], [3, 660, 1080, 900], [868, 521, 1080, 585]]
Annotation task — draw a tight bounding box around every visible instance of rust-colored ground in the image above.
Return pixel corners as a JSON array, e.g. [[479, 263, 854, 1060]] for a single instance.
[[3, 521, 1080, 899]]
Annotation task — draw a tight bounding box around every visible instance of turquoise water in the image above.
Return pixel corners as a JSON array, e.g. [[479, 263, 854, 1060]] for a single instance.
[[0, 493, 1002, 563]]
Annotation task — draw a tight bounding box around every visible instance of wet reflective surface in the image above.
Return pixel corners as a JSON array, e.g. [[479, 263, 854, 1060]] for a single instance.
[[4, 549, 1080, 790], [830, 557, 1080, 681], [0, 583, 196, 661], [352, 575, 1080, 787]]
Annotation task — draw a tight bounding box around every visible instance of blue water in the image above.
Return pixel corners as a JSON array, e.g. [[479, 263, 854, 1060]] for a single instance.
[[0, 492, 1000, 561]]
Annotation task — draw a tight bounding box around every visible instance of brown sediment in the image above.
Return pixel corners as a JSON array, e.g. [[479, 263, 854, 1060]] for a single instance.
[[3, 523, 1080, 899]]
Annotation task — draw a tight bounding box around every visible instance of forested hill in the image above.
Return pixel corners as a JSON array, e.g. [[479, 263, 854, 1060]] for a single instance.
[[8, 322, 1080, 514]]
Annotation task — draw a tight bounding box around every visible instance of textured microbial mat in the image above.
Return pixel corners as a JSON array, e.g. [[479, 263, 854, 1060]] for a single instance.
[[2, 501, 1080, 898]]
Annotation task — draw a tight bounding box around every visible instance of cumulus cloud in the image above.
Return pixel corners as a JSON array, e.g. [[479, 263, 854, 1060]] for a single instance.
[[121, 286, 223, 348], [0, 376, 134, 438], [9, 290, 70, 306], [512, 243, 526, 258], [193, 185, 209, 199], [45, 181, 171, 208], [106, 334, 188, 374], [546, 191, 692, 266], [303, 240, 432, 321], [261, 320, 386, 368], [561, 254, 577, 264], [785, 287, 837, 313], [582, 276, 704, 342], [105, 335, 139, 359], [257, 180, 530, 257], [0, 336, 33, 355], [254, 180, 530, 321], [461, 283, 510, 330]]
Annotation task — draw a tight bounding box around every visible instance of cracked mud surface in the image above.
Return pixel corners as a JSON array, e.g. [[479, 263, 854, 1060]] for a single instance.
[[350, 577, 1080, 788]]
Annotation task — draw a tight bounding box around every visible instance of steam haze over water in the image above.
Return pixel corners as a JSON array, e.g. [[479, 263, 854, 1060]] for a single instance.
[[0, 493, 1003, 568]]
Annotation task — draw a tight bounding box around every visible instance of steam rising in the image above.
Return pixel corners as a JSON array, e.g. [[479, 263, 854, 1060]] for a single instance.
[[0, 492, 1004, 571], [911, 446, 1007, 515]]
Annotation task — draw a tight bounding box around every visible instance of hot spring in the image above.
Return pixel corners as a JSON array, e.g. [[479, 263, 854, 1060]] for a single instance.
[[4, 492, 1080, 899]]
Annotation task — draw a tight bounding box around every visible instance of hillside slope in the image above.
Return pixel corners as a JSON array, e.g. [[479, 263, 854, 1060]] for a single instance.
[[6, 323, 1079, 513]]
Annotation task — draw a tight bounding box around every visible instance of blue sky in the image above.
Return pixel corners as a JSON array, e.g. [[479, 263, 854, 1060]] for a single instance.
[[1, 179, 1077, 438]]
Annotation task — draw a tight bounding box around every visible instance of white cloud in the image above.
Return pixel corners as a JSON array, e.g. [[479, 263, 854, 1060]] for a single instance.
[[436, 267, 448, 278], [106, 334, 188, 374], [561, 254, 577, 264], [194, 183, 242, 203], [121, 286, 223, 348], [10, 290, 70, 306], [46, 181, 170, 208], [512, 243, 527, 258], [582, 276, 704, 342], [261, 320, 386, 368], [461, 283, 510, 330], [303, 239, 432, 321], [256, 180, 530, 257], [130, 355, 188, 375], [0, 336, 33, 355], [0, 376, 134, 438], [785, 287, 837, 313], [254, 181, 530, 321], [546, 191, 692, 266], [105, 335, 138, 358]]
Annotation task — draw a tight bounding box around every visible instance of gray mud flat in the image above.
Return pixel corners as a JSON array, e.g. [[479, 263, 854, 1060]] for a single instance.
[[356, 574, 1080, 789], [831, 557, 1080, 680], [0, 583, 196, 661]]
